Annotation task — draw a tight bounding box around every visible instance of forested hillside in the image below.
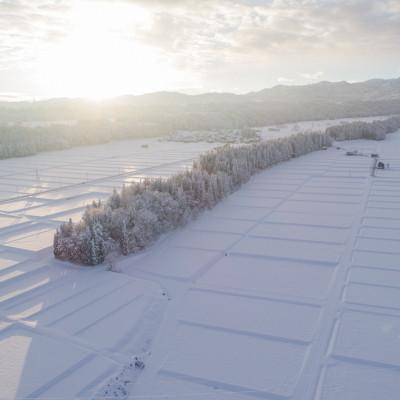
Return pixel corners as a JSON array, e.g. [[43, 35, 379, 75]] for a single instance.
[[1, 78, 400, 159]]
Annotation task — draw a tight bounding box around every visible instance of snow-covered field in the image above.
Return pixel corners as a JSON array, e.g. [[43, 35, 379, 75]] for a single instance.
[[161, 115, 393, 143], [258, 114, 395, 140], [1, 126, 400, 399]]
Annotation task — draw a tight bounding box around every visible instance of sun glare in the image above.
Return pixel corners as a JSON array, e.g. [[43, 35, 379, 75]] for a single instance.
[[36, 1, 177, 99]]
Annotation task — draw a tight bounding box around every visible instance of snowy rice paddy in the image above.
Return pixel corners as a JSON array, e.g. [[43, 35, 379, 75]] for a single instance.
[[1, 124, 400, 399]]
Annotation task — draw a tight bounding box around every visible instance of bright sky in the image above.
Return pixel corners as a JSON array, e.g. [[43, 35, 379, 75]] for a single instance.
[[0, 0, 399, 100]]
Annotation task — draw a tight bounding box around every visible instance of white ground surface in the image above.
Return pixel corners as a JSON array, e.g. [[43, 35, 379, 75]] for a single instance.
[[161, 115, 392, 143], [259, 115, 393, 140], [1, 126, 400, 400]]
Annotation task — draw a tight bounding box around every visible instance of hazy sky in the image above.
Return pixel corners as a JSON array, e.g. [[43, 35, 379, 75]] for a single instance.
[[0, 0, 399, 100]]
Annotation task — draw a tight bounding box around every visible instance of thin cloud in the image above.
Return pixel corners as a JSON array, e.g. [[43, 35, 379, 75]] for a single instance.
[[277, 77, 294, 84], [0, 0, 399, 96], [301, 71, 324, 81]]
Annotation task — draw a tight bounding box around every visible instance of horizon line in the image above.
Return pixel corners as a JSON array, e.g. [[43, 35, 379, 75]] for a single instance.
[[1, 76, 399, 104]]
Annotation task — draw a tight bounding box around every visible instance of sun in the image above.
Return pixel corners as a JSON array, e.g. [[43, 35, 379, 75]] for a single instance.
[[36, 1, 178, 99]]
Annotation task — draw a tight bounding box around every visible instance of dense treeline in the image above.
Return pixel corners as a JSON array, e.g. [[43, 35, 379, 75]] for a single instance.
[[54, 131, 332, 265], [0, 120, 168, 159], [163, 128, 261, 143], [1, 96, 400, 159], [326, 116, 400, 141], [2, 110, 399, 160]]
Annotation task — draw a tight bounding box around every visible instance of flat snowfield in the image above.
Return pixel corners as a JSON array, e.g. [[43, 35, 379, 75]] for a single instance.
[[1, 131, 400, 400]]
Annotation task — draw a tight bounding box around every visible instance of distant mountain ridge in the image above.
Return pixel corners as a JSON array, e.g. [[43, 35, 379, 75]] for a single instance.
[[249, 78, 400, 102], [1, 77, 400, 160], [2, 77, 400, 110], [1, 77, 400, 131], [108, 77, 400, 105]]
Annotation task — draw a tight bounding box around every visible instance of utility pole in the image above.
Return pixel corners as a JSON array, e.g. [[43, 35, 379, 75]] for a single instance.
[[371, 158, 377, 177]]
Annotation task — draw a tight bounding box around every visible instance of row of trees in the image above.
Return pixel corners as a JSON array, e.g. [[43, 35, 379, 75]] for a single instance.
[[164, 128, 261, 143], [326, 116, 400, 141], [0, 120, 167, 159], [54, 131, 332, 265], [1, 94, 399, 159]]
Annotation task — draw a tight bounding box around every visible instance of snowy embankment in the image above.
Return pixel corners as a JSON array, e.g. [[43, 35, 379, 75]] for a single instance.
[[54, 132, 332, 265]]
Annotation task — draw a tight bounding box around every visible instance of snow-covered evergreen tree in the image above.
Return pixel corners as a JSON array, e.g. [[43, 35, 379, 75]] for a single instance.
[[326, 117, 400, 141], [54, 131, 334, 265]]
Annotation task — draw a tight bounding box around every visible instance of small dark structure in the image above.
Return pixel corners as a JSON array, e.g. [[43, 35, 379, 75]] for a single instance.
[[377, 161, 385, 169], [135, 359, 145, 370], [371, 153, 379, 158]]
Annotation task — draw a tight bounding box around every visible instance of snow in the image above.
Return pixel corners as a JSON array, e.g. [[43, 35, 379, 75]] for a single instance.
[[0, 252, 29, 272], [162, 324, 308, 398], [257, 115, 395, 140], [167, 115, 394, 144], [352, 251, 400, 270], [266, 210, 353, 227], [7, 235, 55, 253], [319, 361, 400, 400], [0, 127, 400, 399], [332, 310, 400, 366], [209, 203, 272, 221], [349, 267, 400, 288], [248, 222, 349, 243], [197, 255, 335, 300], [178, 289, 321, 342], [0, 200, 45, 213], [165, 230, 241, 251], [230, 236, 343, 264], [0, 215, 28, 230], [25, 193, 109, 218], [0, 326, 96, 399], [129, 247, 220, 281], [224, 193, 282, 208], [344, 283, 400, 309], [189, 216, 254, 234], [277, 199, 359, 215], [356, 237, 400, 254]]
